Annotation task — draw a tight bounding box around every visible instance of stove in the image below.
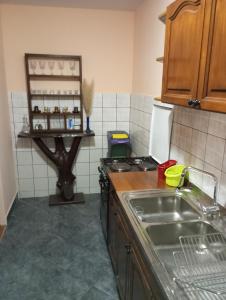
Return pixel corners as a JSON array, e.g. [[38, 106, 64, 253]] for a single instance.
[[100, 156, 158, 174], [98, 156, 158, 241]]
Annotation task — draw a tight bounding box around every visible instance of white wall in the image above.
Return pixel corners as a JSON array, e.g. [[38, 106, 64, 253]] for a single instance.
[[0, 7, 17, 224]]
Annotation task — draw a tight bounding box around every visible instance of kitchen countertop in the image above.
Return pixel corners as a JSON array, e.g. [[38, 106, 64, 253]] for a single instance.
[[109, 170, 226, 299], [109, 170, 169, 191]]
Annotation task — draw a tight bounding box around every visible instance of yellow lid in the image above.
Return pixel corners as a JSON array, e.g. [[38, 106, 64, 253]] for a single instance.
[[112, 134, 128, 139]]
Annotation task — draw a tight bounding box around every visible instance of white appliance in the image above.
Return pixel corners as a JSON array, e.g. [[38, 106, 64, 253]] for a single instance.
[[149, 101, 174, 163]]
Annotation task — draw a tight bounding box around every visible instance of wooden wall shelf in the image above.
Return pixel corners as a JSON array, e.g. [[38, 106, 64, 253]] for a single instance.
[[32, 112, 80, 116], [25, 53, 83, 134], [29, 74, 81, 81], [31, 94, 80, 99]]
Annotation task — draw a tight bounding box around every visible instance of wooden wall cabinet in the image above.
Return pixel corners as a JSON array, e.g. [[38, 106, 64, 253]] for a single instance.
[[108, 189, 163, 300], [162, 0, 226, 113]]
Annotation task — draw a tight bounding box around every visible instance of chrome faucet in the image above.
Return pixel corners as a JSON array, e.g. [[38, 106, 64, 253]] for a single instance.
[[177, 166, 220, 216]]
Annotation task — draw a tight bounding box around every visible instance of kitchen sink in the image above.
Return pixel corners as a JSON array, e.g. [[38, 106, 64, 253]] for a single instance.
[[146, 221, 220, 271], [129, 192, 200, 223], [146, 221, 219, 246]]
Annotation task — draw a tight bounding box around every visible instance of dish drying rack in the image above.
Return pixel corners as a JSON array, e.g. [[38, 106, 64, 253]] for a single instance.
[[173, 232, 226, 296]]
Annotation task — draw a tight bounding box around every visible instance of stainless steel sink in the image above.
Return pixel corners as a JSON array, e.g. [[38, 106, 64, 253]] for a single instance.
[[146, 221, 218, 246], [145, 221, 219, 271], [129, 192, 200, 223]]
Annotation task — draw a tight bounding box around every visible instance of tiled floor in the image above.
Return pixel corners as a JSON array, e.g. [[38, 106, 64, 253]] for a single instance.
[[0, 194, 119, 300]]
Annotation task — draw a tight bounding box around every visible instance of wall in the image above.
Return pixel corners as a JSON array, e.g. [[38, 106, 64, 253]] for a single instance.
[[129, 94, 153, 156], [0, 4, 134, 93], [11, 92, 130, 197], [0, 7, 17, 224], [132, 0, 171, 95]]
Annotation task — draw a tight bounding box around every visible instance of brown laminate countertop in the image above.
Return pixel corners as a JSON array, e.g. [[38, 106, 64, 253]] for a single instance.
[[109, 170, 170, 191]]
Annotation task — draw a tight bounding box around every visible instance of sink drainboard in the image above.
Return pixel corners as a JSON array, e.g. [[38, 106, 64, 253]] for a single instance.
[[173, 232, 226, 296]]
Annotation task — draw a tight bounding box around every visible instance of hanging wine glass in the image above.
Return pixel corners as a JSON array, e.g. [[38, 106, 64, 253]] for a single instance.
[[29, 60, 37, 74], [48, 60, 55, 75], [39, 60, 46, 75], [58, 60, 65, 75], [69, 60, 76, 75]]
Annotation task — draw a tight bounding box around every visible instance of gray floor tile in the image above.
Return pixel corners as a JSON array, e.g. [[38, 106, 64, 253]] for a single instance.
[[0, 194, 119, 300]]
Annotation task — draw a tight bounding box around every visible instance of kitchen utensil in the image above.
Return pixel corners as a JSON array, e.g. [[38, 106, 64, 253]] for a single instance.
[[39, 60, 46, 74], [48, 60, 55, 75], [73, 106, 79, 113], [33, 106, 41, 113]]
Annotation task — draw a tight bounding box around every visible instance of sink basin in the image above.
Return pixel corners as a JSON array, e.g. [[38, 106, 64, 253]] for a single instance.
[[129, 192, 200, 223], [146, 221, 220, 271], [146, 221, 219, 246]]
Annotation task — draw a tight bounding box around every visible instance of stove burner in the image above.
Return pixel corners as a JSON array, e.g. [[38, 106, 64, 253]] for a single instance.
[[133, 159, 143, 165], [110, 162, 131, 172], [138, 161, 157, 171], [112, 159, 119, 163]]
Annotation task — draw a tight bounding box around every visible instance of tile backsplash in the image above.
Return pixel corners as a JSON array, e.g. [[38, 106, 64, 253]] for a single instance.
[[170, 106, 226, 207], [10, 92, 130, 198], [8, 91, 226, 206], [129, 94, 153, 156]]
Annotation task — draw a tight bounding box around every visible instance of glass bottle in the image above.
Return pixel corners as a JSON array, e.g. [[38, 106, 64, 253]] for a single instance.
[[22, 116, 30, 133]]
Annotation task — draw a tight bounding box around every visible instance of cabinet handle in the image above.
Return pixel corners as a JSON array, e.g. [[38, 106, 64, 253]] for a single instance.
[[187, 99, 200, 108], [125, 244, 131, 254], [193, 99, 200, 107], [188, 99, 194, 106]]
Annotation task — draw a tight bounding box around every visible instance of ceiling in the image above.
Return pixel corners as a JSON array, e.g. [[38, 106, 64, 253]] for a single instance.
[[0, 0, 145, 11]]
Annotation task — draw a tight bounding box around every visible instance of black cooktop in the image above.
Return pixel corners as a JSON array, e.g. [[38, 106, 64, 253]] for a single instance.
[[100, 156, 158, 173]]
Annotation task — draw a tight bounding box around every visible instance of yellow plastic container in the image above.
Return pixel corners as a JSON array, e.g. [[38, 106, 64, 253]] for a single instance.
[[164, 164, 186, 187]]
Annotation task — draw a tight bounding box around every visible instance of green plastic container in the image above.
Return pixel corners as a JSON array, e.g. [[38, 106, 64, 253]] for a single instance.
[[164, 164, 186, 187]]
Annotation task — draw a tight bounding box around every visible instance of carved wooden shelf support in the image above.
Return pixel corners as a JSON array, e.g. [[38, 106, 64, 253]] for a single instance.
[[18, 131, 95, 206]]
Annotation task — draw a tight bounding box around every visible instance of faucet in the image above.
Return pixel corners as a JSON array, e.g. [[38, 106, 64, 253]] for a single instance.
[[177, 166, 220, 217]]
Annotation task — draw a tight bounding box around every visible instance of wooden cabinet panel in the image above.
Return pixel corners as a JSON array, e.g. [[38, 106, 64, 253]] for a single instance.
[[198, 0, 226, 112], [108, 190, 163, 300], [108, 192, 118, 273], [115, 213, 130, 300], [162, 0, 207, 106], [128, 248, 156, 300]]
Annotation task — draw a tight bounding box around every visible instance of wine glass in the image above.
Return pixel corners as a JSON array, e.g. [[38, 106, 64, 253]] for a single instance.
[[48, 60, 55, 75], [39, 60, 46, 75], [69, 60, 76, 75], [58, 61, 65, 75], [29, 60, 37, 74]]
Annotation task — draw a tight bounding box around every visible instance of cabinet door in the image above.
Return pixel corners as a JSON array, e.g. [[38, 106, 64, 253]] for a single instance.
[[108, 191, 118, 272], [162, 0, 207, 106], [115, 213, 131, 300], [198, 0, 226, 112], [128, 248, 159, 300]]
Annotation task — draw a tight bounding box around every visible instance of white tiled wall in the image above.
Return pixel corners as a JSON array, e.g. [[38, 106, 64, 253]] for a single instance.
[[170, 106, 226, 207], [129, 94, 153, 156], [10, 92, 130, 198]]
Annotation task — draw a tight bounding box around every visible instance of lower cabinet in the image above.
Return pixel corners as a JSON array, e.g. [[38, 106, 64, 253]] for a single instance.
[[108, 190, 162, 300], [115, 212, 130, 300], [128, 247, 155, 300]]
